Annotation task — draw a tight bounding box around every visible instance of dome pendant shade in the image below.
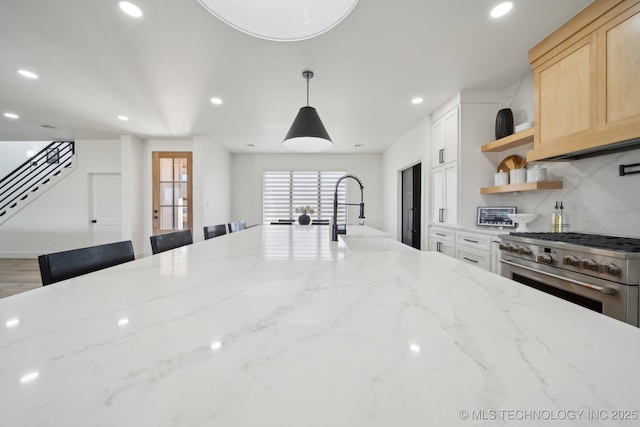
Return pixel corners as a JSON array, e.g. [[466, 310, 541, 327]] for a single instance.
[[283, 106, 333, 152], [196, 0, 360, 42]]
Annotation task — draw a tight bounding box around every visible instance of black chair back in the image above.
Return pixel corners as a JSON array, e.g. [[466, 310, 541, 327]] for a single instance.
[[204, 224, 227, 240], [150, 230, 193, 254], [38, 240, 135, 286], [227, 221, 247, 233]]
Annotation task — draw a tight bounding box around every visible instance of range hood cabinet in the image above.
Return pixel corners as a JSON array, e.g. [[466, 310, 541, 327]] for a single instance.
[[526, 0, 640, 162]]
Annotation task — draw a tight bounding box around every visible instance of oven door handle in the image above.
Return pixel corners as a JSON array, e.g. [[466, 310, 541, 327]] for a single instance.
[[500, 260, 617, 295]]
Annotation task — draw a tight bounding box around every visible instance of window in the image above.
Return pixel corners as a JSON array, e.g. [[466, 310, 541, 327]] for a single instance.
[[263, 170, 347, 224]]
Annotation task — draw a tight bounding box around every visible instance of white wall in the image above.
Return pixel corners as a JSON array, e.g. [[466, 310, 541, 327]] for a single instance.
[[0, 140, 121, 257], [381, 116, 430, 243], [231, 154, 383, 229], [121, 135, 145, 256], [197, 136, 232, 234], [0, 141, 50, 178]]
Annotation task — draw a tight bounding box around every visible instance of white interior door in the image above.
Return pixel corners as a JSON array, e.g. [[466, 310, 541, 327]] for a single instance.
[[91, 173, 122, 245]]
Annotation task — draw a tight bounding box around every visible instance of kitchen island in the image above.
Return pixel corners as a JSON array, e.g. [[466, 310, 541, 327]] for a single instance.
[[1, 225, 639, 426]]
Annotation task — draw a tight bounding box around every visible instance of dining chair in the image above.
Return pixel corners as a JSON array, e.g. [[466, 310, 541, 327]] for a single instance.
[[227, 220, 247, 233], [204, 224, 227, 240], [38, 240, 135, 286], [150, 229, 193, 254]]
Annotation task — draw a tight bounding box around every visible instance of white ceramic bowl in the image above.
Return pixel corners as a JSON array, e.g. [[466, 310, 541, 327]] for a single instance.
[[507, 213, 538, 232]]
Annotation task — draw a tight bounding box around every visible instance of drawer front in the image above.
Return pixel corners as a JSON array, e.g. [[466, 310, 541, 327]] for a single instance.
[[456, 232, 492, 251], [430, 227, 455, 243], [431, 240, 455, 257], [456, 247, 491, 271]]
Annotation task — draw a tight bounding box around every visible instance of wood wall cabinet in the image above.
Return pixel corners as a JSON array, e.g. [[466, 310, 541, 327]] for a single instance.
[[527, 0, 640, 161]]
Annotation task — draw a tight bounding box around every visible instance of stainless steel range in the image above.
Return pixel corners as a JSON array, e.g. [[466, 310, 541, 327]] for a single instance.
[[499, 232, 640, 326]]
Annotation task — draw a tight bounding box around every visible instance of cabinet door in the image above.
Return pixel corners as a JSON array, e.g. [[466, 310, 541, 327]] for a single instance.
[[443, 162, 458, 225], [431, 106, 459, 167], [535, 34, 597, 152], [430, 239, 455, 257], [598, 5, 640, 133], [431, 163, 458, 225], [456, 247, 491, 271], [431, 167, 444, 223], [443, 107, 459, 163], [430, 118, 445, 168]]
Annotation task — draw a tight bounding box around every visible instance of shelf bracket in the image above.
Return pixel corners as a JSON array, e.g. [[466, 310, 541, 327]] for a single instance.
[[619, 163, 640, 177]]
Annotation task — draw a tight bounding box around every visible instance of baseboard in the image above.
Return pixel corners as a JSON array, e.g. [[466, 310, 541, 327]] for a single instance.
[[0, 251, 41, 259]]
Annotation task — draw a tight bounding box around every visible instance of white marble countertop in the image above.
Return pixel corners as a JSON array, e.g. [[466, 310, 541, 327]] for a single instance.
[[2, 225, 640, 426]]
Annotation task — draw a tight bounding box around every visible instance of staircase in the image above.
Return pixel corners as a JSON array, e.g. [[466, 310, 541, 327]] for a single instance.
[[0, 141, 76, 225]]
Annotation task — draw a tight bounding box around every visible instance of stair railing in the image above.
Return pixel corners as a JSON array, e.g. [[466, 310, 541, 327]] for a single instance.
[[0, 141, 75, 216]]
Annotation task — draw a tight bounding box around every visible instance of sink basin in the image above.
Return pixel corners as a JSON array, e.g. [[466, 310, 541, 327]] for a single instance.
[[340, 235, 415, 252]]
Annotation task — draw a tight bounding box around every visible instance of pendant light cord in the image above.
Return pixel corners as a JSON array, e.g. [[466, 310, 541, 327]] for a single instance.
[[306, 75, 310, 107]]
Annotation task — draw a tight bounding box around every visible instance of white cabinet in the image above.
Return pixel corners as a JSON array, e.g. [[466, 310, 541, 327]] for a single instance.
[[431, 162, 458, 225], [429, 226, 455, 257], [456, 246, 492, 271], [455, 230, 498, 273], [491, 238, 502, 275], [428, 92, 501, 229], [430, 106, 459, 168]]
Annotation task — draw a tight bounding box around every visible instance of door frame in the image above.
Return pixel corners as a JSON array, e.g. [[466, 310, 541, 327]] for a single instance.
[[401, 162, 422, 250], [89, 173, 122, 245], [152, 151, 193, 235]]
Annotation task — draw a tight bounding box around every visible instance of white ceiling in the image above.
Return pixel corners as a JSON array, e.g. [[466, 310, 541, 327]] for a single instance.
[[0, 0, 592, 153]]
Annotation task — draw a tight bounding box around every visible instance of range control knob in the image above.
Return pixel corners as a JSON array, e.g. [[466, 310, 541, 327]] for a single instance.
[[538, 254, 554, 264], [582, 258, 599, 270], [509, 245, 520, 253], [563, 255, 580, 266], [499, 243, 511, 251], [518, 247, 532, 255], [602, 262, 621, 275]]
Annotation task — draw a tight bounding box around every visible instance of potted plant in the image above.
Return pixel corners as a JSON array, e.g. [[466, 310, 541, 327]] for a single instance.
[[294, 205, 315, 225]]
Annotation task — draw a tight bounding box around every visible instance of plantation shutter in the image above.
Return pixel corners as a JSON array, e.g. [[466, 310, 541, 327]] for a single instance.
[[263, 170, 347, 224]]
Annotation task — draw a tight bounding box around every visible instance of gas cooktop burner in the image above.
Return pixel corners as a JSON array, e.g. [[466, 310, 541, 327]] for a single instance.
[[509, 232, 640, 252]]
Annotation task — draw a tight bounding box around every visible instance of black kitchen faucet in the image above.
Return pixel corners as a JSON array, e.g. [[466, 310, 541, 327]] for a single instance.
[[331, 174, 365, 241]]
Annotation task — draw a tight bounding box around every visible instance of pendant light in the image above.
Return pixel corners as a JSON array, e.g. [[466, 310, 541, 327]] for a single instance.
[[283, 71, 333, 152]]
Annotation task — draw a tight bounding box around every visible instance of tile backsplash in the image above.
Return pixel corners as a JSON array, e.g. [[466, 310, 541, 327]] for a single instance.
[[487, 148, 640, 238]]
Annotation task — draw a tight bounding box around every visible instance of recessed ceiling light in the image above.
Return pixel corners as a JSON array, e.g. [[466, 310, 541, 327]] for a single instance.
[[246, 144, 255, 147], [354, 144, 364, 148], [117, 115, 129, 121], [210, 97, 223, 105], [411, 97, 424, 105], [491, 2, 513, 18], [18, 69, 38, 79], [4, 112, 19, 119], [119, 1, 143, 18]]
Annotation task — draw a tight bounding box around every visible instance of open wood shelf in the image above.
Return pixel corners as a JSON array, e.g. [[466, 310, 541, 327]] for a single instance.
[[480, 180, 563, 194], [480, 128, 534, 152]]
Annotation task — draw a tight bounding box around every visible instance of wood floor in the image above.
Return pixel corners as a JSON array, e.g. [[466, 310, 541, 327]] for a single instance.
[[0, 259, 42, 299]]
